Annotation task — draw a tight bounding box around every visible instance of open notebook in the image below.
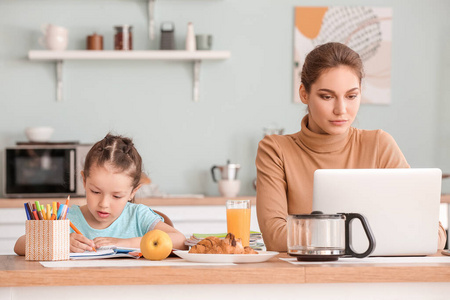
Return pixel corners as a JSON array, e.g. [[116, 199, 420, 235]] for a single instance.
[[69, 247, 141, 259]]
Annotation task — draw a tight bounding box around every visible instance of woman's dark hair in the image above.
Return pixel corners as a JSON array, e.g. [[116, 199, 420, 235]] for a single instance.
[[301, 42, 364, 93], [83, 134, 142, 191]]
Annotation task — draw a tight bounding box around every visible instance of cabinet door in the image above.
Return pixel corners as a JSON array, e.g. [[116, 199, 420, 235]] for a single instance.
[[0, 208, 26, 255]]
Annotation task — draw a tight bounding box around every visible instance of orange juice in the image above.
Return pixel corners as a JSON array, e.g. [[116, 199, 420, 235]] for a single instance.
[[226, 208, 251, 247]]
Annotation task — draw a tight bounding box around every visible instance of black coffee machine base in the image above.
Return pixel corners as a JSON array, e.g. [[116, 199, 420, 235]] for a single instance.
[[294, 255, 341, 262]]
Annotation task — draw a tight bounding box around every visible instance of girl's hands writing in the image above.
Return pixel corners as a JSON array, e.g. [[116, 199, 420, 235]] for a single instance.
[[70, 232, 96, 253]]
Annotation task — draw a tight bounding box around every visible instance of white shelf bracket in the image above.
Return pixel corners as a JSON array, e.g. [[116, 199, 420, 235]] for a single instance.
[[193, 60, 201, 102], [56, 60, 63, 102], [148, 0, 155, 40]]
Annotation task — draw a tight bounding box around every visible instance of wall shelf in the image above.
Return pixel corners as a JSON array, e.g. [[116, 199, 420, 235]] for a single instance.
[[28, 50, 231, 102]]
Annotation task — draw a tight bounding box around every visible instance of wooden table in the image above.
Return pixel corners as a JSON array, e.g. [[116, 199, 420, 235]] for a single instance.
[[1, 253, 449, 300]]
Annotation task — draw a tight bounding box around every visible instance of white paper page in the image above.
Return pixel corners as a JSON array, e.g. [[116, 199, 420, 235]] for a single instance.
[[40, 258, 235, 268], [70, 249, 115, 258], [280, 256, 450, 265]]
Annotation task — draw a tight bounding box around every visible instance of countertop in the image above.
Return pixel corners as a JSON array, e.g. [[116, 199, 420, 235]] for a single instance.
[[1, 253, 449, 287], [0, 194, 448, 208]]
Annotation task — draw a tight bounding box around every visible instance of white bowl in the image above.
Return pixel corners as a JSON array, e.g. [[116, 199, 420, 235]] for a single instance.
[[25, 127, 54, 142]]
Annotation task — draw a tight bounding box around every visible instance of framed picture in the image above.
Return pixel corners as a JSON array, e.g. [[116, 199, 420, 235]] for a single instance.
[[293, 6, 393, 105]]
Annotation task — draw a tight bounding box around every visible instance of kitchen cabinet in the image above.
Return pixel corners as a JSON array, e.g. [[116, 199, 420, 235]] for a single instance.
[[28, 50, 231, 102], [0, 209, 24, 255]]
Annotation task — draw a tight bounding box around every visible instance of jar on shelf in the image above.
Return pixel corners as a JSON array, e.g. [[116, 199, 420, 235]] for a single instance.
[[114, 25, 133, 50]]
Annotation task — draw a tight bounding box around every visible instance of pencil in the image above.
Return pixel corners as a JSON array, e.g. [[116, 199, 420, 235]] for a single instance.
[[47, 204, 51, 220], [52, 202, 57, 218], [24, 203, 31, 220], [70, 221, 96, 252]]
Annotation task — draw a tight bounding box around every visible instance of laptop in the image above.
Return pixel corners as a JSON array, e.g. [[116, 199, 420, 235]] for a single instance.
[[312, 168, 442, 256]]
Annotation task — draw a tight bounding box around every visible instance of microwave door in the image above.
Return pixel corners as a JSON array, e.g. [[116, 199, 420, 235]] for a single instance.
[[5, 148, 73, 196]]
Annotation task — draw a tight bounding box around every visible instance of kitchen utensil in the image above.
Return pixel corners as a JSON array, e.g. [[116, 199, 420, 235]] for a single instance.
[[218, 179, 240, 197], [86, 33, 103, 50], [185, 22, 196, 51], [39, 24, 68, 51], [195, 34, 212, 50], [287, 211, 375, 261], [160, 22, 175, 50], [25, 127, 55, 142], [114, 25, 133, 50], [211, 160, 240, 182]]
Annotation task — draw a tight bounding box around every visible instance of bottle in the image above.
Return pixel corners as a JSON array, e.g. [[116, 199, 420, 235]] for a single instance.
[[185, 22, 196, 51], [114, 25, 133, 50]]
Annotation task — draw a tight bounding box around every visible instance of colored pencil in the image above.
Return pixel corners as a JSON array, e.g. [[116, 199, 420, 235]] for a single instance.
[[24, 203, 31, 220]]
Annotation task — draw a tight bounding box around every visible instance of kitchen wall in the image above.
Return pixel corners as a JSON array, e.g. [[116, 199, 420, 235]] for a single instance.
[[1, 0, 450, 197]]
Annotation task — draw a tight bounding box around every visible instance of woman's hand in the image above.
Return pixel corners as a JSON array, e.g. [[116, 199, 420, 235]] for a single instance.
[[70, 233, 96, 253]]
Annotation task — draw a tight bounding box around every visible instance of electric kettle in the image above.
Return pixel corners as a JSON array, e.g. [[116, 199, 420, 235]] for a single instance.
[[211, 160, 240, 182], [287, 211, 376, 261]]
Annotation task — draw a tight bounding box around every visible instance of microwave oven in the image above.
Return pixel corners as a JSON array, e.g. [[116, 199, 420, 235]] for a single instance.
[[3, 144, 92, 198]]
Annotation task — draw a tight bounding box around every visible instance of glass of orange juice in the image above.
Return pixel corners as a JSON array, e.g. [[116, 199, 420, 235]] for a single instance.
[[226, 199, 251, 247]]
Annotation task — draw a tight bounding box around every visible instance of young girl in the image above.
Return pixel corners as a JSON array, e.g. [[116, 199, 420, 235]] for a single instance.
[[255, 42, 447, 251], [14, 134, 187, 255]]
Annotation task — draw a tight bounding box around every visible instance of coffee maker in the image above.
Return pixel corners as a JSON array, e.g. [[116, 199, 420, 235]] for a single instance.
[[211, 160, 241, 197]]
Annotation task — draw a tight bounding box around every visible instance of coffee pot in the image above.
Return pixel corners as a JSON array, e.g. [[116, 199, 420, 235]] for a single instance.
[[211, 160, 240, 182], [287, 211, 376, 261]]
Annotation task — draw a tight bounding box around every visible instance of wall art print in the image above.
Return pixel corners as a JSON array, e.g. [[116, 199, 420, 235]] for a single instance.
[[293, 6, 393, 105]]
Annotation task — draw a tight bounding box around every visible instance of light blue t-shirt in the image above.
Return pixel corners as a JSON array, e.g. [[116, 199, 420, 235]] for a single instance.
[[67, 202, 163, 240]]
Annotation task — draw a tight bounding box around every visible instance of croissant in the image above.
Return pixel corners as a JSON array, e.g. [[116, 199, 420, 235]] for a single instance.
[[189, 233, 258, 254]]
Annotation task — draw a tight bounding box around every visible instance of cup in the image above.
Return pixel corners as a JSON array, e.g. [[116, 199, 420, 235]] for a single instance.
[[218, 179, 240, 197], [226, 199, 251, 247], [195, 34, 212, 50]]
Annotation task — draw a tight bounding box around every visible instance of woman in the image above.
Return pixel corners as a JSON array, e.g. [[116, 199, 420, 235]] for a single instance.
[[255, 42, 446, 252]]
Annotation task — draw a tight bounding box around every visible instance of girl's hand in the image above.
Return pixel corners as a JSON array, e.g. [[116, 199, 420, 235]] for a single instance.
[[93, 237, 124, 248], [70, 233, 96, 253]]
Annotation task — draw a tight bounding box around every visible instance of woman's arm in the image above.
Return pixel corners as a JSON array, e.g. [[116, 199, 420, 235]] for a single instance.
[[256, 136, 289, 252], [438, 222, 447, 250]]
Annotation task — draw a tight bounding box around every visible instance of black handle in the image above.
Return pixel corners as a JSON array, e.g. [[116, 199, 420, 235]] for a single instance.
[[343, 213, 376, 258], [211, 166, 218, 182]]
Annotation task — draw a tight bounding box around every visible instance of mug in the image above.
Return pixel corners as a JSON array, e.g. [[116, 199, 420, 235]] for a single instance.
[[195, 34, 212, 50], [218, 179, 240, 197]]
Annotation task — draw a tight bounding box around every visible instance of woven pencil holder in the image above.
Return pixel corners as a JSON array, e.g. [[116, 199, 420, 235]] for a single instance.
[[25, 220, 70, 261]]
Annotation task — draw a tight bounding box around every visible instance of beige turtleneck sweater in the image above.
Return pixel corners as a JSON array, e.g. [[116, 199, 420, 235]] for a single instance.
[[256, 115, 446, 251]]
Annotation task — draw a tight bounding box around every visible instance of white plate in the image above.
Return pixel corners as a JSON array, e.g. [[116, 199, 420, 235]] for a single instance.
[[173, 250, 279, 263]]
